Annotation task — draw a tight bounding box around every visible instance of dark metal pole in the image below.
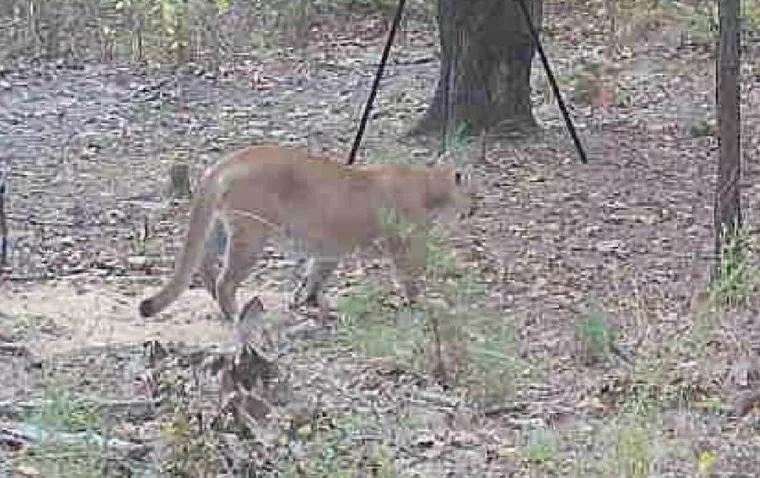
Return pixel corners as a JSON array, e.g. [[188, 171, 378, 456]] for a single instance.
[[514, 0, 588, 164], [347, 0, 407, 165]]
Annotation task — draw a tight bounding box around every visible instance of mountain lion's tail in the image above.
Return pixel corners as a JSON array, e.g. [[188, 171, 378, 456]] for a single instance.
[[138, 178, 221, 318]]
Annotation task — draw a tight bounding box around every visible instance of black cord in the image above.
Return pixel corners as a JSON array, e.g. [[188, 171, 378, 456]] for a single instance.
[[347, 0, 407, 165], [514, 0, 588, 164]]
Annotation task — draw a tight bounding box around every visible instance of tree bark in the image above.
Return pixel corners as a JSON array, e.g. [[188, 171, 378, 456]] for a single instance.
[[714, 0, 741, 273], [414, 0, 542, 136]]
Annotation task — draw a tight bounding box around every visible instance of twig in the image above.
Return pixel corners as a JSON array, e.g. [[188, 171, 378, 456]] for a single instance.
[[0, 398, 159, 421], [0, 421, 149, 458], [732, 389, 760, 417], [610, 343, 634, 365], [0, 161, 9, 267], [4, 214, 72, 227], [481, 401, 530, 417], [0, 342, 33, 357]]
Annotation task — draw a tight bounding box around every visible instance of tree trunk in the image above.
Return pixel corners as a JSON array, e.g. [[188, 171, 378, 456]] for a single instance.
[[414, 0, 542, 136], [713, 0, 741, 277]]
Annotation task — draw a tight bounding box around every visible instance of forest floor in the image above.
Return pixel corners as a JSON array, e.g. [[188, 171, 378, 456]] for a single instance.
[[1, 0, 760, 476]]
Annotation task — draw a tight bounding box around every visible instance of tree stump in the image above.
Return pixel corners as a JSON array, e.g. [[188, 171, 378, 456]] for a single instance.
[[167, 163, 192, 199]]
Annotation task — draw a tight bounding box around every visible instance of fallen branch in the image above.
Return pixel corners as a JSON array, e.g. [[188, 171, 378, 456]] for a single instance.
[[732, 389, 760, 417], [481, 401, 530, 417], [0, 421, 149, 459], [0, 398, 159, 421], [0, 342, 32, 357]]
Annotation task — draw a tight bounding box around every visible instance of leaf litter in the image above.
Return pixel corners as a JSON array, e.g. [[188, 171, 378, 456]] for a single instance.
[[1, 0, 760, 475]]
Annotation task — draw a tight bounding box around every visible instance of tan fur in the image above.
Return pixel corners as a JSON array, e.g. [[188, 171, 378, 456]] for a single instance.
[[138, 143, 475, 320]]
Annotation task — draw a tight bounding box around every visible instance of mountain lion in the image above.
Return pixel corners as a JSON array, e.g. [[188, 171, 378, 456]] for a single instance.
[[138, 143, 475, 321]]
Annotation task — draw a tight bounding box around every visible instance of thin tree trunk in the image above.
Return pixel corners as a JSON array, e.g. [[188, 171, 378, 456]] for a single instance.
[[414, 0, 542, 136], [713, 0, 741, 272]]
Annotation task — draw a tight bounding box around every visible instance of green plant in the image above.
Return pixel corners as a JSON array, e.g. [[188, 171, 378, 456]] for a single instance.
[[461, 318, 523, 405], [660, 0, 718, 44], [158, 0, 191, 61], [158, 369, 222, 477], [613, 424, 653, 477], [746, 0, 760, 29], [576, 308, 618, 363], [443, 122, 476, 165], [610, 418, 656, 478], [337, 208, 523, 405], [690, 227, 759, 345], [28, 386, 101, 432], [568, 58, 619, 106], [524, 427, 556, 464], [709, 227, 758, 308], [15, 384, 106, 478], [378, 207, 418, 241], [337, 281, 389, 323], [600, 384, 663, 478], [277, 411, 398, 477], [337, 281, 427, 363]]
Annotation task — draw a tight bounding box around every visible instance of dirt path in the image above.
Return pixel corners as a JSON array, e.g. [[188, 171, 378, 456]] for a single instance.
[[0, 280, 299, 356]]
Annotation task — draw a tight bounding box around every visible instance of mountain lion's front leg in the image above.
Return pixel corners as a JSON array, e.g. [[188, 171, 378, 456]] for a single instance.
[[291, 256, 339, 308], [389, 232, 427, 305]]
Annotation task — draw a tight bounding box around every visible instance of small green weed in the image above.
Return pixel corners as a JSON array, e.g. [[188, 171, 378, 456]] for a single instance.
[[524, 427, 557, 464], [746, 1, 760, 29], [277, 411, 398, 477], [601, 386, 662, 478], [569, 59, 606, 105], [364, 150, 407, 165], [336, 281, 390, 323], [15, 384, 106, 478], [709, 227, 758, 308], [27, 386, 101, 432], [660, 0, 718, 44], [157, 369, 222, 477], [337, 210, 523, 406], [692, 227, 759, 343], [337, 285, 427, 361], [576, 308, 618, 363], [460, 318, 523, 406], [614, 0, 718, 47], [443, 122, 476, 164], [610, 418, 657, 478]]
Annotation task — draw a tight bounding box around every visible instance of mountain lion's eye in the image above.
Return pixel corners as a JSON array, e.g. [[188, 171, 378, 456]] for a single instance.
[[454, 171, 463, 185]]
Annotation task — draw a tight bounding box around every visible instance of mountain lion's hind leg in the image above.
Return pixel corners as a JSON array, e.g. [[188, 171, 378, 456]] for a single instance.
[[215, 217, 268, 320], [292, 257, 338, 308], [199, 220, 228, 299]]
